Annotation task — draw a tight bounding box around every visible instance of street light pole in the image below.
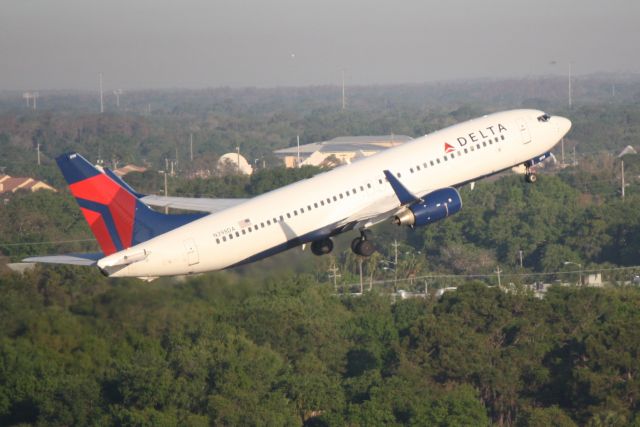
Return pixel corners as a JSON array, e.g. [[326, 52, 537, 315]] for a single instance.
[[564, 261, 583, 286]]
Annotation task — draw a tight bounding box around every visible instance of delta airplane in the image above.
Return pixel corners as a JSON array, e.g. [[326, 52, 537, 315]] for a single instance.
[[26, 109, 571, 280]]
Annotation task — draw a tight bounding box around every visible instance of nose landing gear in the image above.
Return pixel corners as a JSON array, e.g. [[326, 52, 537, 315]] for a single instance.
[[524, 165, 537, 183]]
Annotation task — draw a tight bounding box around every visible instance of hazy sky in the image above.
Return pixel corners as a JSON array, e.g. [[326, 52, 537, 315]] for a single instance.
[[1, 0, 638, 90]]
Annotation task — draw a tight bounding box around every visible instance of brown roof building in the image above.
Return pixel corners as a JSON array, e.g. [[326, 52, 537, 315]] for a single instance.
[[0, 174, 56, 194]]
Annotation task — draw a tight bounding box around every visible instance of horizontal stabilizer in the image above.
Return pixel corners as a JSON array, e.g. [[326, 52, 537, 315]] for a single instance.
[[23, 253, 103, 266]]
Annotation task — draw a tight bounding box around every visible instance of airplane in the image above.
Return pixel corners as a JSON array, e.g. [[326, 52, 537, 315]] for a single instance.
[[25, 109, 571, 280]]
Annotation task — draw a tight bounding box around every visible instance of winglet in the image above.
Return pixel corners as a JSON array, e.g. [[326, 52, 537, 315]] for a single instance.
[[383, 170, 421, 205]]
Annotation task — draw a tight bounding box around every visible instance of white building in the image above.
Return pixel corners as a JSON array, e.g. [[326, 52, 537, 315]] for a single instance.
[[217, 152, 254, 175]]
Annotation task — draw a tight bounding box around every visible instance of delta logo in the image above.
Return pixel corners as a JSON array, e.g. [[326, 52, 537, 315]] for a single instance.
[[444, 142, 456, 153]]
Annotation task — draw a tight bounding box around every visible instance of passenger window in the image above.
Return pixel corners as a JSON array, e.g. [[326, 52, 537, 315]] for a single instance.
[[367, 183, 372, 188], [260, 223, 265, 228], [482, 141, 487, 147], [294, 210, 298, 216], [216, 238, 220, 244], [242, 229, 246, 235], [416, 165, 421, 171], [436, 158, 441, 164], [287, 213, 291, 218], [235, 231, 239, 237], [314, 203, 318, 208], [430, 160, 434, 166], [360, 185, 364, 191], [333, 196, 337, 201], [501, 135, 505, 140], [300, 208, 304, 213], [223, 236, 227, 241], [229, 234, 233, 240], [410, 168, 414, 173]]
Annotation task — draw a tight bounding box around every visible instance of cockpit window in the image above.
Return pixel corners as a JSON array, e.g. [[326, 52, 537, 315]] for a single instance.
[[537, 113, 551, 122]]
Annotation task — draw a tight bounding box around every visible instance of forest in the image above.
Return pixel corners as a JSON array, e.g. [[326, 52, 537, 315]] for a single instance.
[[2, 266, 640, 426], [1, 76, 640, 425]]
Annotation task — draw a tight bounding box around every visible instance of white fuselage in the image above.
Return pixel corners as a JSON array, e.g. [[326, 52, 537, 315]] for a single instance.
[[99, 109, 571, 278]]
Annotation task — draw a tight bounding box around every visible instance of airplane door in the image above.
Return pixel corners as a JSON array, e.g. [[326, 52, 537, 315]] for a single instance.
[[518, 119, 531, 144], [184, 239, 200, 266]]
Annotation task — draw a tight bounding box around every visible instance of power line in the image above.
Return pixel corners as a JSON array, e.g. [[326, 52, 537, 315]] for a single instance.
[[0, 238, 95, 247], [342, 265, 640, 288]]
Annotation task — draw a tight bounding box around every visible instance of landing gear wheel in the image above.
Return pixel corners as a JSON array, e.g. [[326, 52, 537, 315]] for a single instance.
[[355, 240, 376, 257], [311, 238, 333, 256], [524, 164, 537, 184], [351, 232, 376, 257]]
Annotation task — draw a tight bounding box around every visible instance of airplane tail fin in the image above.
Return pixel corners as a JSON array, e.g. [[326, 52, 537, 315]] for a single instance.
[[56, 153, 205, 256]]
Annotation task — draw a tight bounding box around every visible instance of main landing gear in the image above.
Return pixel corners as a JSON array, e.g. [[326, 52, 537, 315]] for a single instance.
[[524, 165, 537, 183], [351, 230, 376, 257], [311, 238, 333, 256], [310, 231, 377, 257]]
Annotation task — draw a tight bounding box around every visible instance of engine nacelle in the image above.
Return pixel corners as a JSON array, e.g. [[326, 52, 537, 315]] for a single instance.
[[394, 187, 462, 227]]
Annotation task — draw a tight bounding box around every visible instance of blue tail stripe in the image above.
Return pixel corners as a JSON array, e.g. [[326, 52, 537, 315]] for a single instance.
[[132, 200, 206, 244], [104, 168, 146, 198], [76, 198, 125, 251]]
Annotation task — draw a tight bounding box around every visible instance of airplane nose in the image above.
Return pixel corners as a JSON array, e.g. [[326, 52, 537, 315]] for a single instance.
[[555, 116, 572, 137]]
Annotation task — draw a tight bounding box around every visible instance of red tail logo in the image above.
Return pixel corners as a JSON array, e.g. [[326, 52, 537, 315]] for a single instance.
[[444, 142, 455, 153]]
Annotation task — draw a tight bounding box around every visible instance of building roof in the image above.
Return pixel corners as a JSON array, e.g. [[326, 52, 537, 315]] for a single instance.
[[113, 164, 148, 177], [274, 135, 412, 156], [0, 174, 56, 193]]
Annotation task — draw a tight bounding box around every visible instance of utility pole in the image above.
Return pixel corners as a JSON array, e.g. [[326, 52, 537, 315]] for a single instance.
[[392, 240, 400, 292], [98, 72, 104, 114], [621, 159, 625, 199], [190, 133, 194, 162], [341, 69, 346, 111], [572, 146, 577, 165], [236, 146, 240, 174], [36, 143, 41, 166], [296, 135, 301, 168], [495, 266, 502, 288], [162, 171, 169, 213], [561, 138, 565, 166], [518, 250, 523, 268], [358, 257, 364, 294], [328, 262, 341, 292], [568, 61, 572, 109]]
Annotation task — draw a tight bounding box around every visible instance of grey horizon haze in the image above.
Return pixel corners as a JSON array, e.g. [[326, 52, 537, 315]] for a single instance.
[[1, 0, 638, 91]]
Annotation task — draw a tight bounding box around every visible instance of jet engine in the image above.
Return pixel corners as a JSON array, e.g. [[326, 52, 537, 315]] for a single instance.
[[394, 187, 462, 227]]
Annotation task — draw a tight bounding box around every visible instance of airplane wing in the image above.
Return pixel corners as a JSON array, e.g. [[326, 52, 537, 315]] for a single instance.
[[139, 195, 248, 213], [23, 253, 103, 266], [102, 167, 248, 213]]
